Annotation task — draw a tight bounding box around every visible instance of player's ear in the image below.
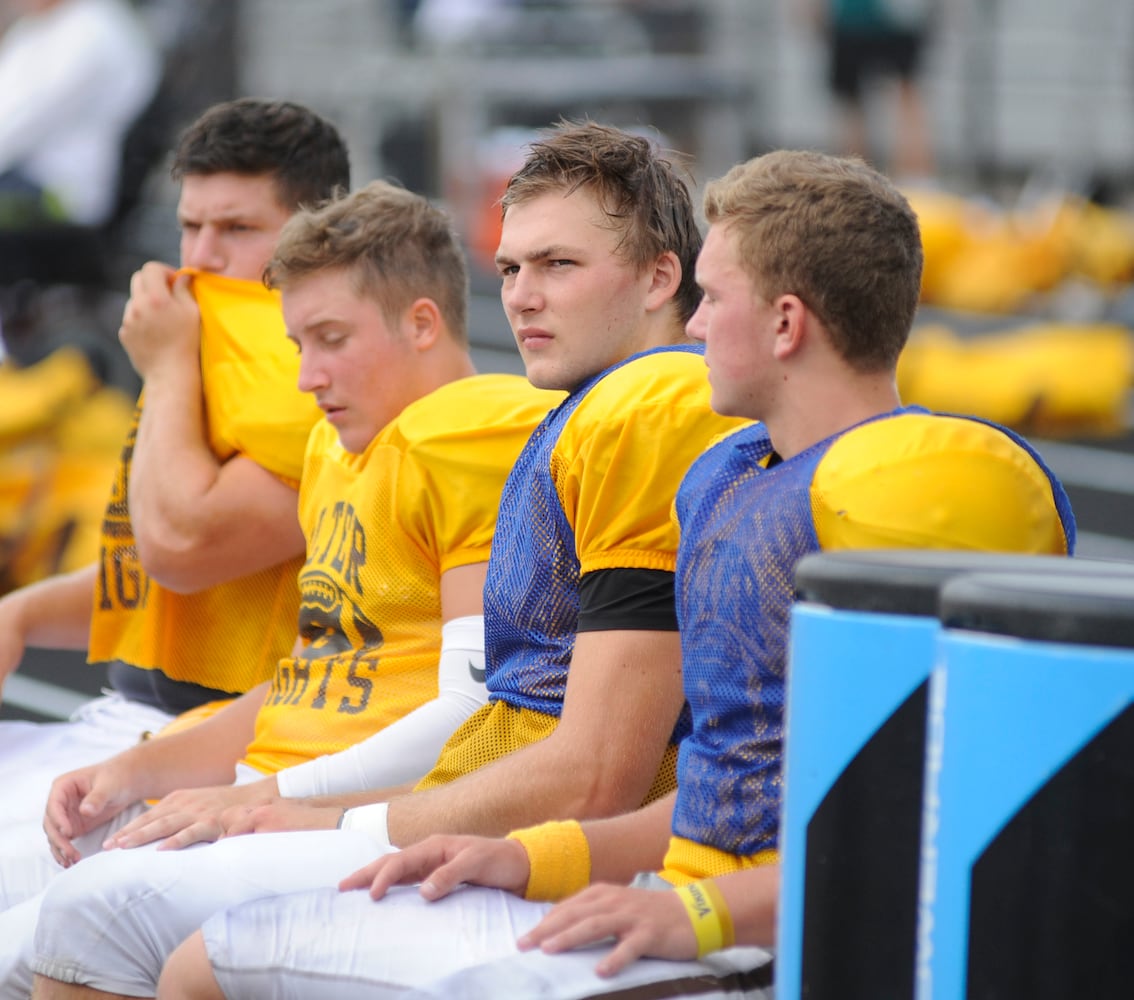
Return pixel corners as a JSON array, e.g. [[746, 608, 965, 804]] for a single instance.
[[644, 250, 682, 313], [771, 294, 806, 360], [404, 298, 442, 350]]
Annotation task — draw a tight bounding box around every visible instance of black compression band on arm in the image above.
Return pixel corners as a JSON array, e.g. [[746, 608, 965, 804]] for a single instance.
[[576, 567, 678, 633]]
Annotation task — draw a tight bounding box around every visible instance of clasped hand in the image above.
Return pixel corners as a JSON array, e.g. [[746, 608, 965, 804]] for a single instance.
[[118, 263, 201, 379]]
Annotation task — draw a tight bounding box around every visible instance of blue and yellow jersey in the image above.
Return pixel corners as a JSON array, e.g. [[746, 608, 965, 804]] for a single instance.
[[241, 375, 557, 774], [415, 346, 748, 798], [660, 407, 1075, 884]]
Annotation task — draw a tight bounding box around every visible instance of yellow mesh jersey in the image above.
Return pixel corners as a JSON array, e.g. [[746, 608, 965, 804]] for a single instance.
[[413, 703, 558, 790], [88, 273, 322, 695], [241, 375, 558, 774], [659, 836, 779, 886], [415, 348, 747, 797]]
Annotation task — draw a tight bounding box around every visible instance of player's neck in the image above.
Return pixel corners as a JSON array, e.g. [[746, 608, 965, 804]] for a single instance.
[[426, 348, 479, 393], [768, 371, 901, 461], [623, 306, 693, 358]]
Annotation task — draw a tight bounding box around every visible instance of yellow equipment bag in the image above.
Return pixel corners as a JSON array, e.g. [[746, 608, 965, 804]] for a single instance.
[[898, 322, 1133, 436]]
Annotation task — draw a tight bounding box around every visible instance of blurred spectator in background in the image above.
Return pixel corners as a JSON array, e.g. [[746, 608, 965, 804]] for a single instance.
[[809, 0, 936, 180], [0, 0, 159, 230]]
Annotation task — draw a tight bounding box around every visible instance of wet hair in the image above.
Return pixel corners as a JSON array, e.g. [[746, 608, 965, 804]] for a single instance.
[[264, 179, 469, 345], [501, 120, 702, 323], [171, 98, 350, 211], [703, 150, 923, 371]]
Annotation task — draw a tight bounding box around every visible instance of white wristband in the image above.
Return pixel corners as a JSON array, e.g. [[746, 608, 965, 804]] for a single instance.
[[340, 801, 391, 850]]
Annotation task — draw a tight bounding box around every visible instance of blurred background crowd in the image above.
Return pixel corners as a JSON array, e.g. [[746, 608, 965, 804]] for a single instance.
[[3, 0, 1134, 599]]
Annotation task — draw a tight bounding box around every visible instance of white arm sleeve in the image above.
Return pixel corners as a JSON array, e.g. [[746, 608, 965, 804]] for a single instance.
[[275, 615, 487, 799]]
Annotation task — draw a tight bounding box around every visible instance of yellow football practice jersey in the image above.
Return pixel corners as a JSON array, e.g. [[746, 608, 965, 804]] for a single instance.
[[241, 375, 558, 774]]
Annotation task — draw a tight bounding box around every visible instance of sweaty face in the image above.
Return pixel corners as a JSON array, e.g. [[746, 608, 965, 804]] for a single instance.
[[495, 188, 657, 392], [177, 172, 293, 280], [686, 222, 776, 421], [284, 269, 422, 453]]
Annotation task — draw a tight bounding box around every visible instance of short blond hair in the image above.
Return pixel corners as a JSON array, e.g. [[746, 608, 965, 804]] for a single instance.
[[502, 120, 702, 323], [704, 150, 922, 371], [266, 180, 468, 345]]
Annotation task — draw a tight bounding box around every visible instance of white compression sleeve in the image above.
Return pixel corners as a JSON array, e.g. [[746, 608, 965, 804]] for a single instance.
[[275, 615, 488, 798]]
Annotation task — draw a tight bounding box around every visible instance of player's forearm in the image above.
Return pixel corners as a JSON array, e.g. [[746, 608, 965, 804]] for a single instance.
[[298, 781, 418, 811], [1, 564, 96, 650], [128, 366, 223, 562], [711, 865, 780, 948], [385, 734, 646, 847], [128, 684, 269, 799], [130, 378, 305, 592], [579, 791, 676, 884], [111, 731, 235, 803]]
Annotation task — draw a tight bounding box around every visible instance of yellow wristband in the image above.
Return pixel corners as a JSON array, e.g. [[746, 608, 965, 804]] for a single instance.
[[675, 878, 736, 957], [506, 819, 591, 902]]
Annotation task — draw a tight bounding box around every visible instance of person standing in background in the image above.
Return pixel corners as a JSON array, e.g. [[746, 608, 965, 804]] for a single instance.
[[0, 0, 159, 229], [809, 0, 937, 180]]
